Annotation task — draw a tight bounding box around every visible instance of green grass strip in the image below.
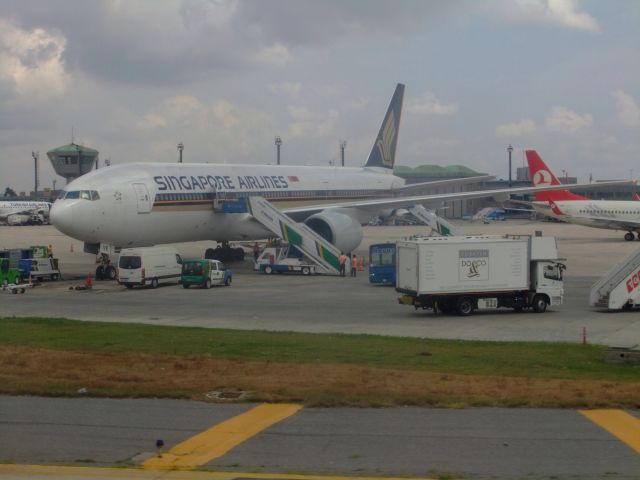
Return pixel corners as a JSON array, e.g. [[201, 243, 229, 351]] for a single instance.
[[0, 317, 637, 381]]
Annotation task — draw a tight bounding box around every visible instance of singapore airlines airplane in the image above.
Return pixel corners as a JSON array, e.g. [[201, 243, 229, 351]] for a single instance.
[[527, 150, 640, 241], [0, 201, 51, 225], [50, 84, 626, 271]]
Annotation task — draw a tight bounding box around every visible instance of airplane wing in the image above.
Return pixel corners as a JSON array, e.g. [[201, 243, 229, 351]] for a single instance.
[[282, 179, 633, 220], [391, 175, 495, 194]]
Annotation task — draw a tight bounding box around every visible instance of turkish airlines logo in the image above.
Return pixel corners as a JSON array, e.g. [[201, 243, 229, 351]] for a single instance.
[[533, 169, 553, 186], [549, 200, 565, 216], [626, 268, 640, 293], [377, 111, 396, 168]]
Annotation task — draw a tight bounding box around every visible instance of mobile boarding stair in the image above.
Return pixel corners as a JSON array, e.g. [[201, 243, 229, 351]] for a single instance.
[[590, 247, 640, 309], [247, 196, 341, 275], [408, 205, 463, 236]]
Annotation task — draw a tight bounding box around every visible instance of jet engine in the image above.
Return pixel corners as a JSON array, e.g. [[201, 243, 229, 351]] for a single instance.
[[304, 211, 363, 254]]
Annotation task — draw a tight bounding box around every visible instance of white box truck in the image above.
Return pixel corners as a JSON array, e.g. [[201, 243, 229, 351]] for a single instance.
[[396, 235, 565, 315], [117, 246, 183, 289]]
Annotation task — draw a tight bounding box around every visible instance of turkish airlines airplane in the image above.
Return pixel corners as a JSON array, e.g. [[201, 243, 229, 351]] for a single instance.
[[50, 85, 624, 267], [526, 150, 640, 241], [0, 201, 51, 225]]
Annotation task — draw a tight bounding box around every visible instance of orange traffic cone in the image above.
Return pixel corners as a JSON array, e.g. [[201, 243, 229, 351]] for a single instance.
[[85, 273, 93, 289]]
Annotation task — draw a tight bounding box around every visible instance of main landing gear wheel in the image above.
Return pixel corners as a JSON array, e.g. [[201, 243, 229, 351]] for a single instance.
[[624, 232, 635, 241]]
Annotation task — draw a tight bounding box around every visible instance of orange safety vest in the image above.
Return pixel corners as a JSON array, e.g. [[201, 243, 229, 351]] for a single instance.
[[339, 255, 347, 265]]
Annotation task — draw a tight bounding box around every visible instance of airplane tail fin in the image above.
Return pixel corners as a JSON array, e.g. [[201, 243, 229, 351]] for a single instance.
[[525, 150, 588, 201], [365, 83, 404, 169]]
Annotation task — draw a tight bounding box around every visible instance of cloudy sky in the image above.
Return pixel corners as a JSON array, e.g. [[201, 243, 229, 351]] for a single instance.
[[0, 0, 638, 193]]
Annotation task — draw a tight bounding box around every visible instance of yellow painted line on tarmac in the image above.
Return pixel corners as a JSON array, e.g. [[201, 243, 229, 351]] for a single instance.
[[0, 464, 436, 480], [580, 409, 640, 455], [143, 403, 302, 470]]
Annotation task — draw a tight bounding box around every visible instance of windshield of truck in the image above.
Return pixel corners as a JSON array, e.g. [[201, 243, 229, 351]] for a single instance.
[[369, 244, 396, 267], [119, 256, 141, 269], [182, 263, 203, 275], [544, 264, 562, 281]]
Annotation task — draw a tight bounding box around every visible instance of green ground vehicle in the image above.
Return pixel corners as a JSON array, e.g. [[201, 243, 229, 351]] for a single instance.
[[0, 258, 22, 285], [181, 259, 232, 289]]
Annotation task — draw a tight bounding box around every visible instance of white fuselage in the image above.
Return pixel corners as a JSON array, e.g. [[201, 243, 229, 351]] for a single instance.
[[50, 163, 404, 249], [533, 200, 640, 231]]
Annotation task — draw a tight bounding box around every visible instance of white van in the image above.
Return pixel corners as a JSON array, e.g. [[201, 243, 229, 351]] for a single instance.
[[117, 247, 183, 289]]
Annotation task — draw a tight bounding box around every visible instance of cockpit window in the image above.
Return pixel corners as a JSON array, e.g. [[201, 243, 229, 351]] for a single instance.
[[57, 191, 66, 200], [61, 190, 100, 201]]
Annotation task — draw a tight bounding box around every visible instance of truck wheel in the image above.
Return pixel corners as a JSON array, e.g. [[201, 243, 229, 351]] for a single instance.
[[51, 273, 59, 281], [204, 279, 212, 289], [625, 232, 635, 241], [182, 283, 190, 289], [456, 296, 475, 316], [105, 266, 117, 280], [532, 295, 548, 313], [264, 266, 273, 274], [150, 278, 159, 289], [301, 267, 310, 275], [125, 284, 133, 289]]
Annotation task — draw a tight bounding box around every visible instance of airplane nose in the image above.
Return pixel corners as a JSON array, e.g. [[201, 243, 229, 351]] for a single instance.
[[50, 202, 73, 234]]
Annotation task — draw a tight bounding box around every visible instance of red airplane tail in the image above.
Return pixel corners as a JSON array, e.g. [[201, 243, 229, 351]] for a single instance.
[[525, 150, 589, 201]]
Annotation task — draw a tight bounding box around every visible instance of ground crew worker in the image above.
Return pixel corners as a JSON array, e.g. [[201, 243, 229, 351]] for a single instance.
[[47, 244, 53, 258], [253, 242, 260, 261], [338, 252, 347, 277], [351, 254, 358, 277]]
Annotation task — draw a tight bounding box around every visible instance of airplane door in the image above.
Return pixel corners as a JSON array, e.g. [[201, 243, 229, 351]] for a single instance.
[[133, 183, 152, 214]]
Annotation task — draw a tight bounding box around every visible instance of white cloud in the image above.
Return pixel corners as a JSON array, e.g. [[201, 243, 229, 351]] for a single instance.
[[0, 18, 68, 98], [269, 82, 302, 98], [406, 91, 458, 115], [495, 119, 537, 137], [498, 0, 601, 33], [612, 90, 640, 128], [252, 43, 293, 67], [286, 105, 339, 138], [545, 106, 593, 133]]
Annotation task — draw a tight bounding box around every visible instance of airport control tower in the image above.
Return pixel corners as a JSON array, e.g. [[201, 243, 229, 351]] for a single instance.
[[47, 143, 99, 184]]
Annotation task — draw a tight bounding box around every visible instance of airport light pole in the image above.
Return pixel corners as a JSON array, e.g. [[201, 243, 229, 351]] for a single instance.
[[177, 142, 184, 163], [507, 144, 513, 188], [340, 140, 347, 167], [275, 136, 282, 165], [32, 151, 39, 198]]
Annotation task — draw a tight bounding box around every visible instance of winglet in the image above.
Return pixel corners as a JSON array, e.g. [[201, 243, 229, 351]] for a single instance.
[[525, 150, 588, 201], [365, 83, 404, 169]]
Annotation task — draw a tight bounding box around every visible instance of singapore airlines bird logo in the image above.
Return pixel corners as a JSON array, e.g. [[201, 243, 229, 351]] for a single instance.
[[376, 112, 396, 168]]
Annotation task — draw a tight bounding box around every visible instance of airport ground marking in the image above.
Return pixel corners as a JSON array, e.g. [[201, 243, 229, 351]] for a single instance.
[[0, 464, 435, 480], [142, 403, 303, 470], [579, 409, 640, 455]]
